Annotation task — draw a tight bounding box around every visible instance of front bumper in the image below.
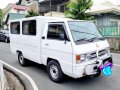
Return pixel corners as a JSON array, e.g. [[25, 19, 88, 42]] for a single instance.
[[73, 57, 113, 78]]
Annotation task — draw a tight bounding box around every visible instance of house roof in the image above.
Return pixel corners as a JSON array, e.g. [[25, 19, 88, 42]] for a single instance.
[[86, 1, 120, 15], [5, 13, 25, 24], [10, 3, 27, 11], [8, 13, 25, 20], [3, 3, 27, 15]]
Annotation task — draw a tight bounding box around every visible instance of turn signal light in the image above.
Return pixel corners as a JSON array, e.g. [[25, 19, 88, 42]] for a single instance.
[[76, 55, 80, 60], [76, 55, 80, 64]]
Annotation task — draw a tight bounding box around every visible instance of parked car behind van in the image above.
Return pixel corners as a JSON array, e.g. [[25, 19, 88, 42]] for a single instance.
[[0, 30, 10, 43]]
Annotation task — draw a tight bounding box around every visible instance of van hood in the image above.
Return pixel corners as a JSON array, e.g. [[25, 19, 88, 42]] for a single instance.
[[74, 40, 109, 54]]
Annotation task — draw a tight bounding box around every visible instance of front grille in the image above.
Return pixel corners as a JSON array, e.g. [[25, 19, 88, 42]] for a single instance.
[[98, 49, 106, 56], [90, 52, 97, 59], [88, 49, 107, 60]]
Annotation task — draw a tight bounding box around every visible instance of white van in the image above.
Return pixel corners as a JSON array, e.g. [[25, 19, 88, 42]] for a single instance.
[[9, 16, 113, 82]]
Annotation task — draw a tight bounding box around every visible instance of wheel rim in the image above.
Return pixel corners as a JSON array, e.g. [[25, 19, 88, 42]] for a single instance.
[[50, 65, 59, 79], [19, 55, 24, 65]]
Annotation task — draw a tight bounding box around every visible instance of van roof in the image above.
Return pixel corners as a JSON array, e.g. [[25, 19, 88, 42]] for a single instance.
[[9, 16, 93, 23], [9, 16, 72, 22]]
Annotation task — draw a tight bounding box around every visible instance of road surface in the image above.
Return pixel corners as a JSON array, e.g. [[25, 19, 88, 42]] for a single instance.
[[0, 42, 120, 90]]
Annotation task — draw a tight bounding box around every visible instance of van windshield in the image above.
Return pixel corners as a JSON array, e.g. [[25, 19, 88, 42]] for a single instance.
[[68, 21, 104, 44]]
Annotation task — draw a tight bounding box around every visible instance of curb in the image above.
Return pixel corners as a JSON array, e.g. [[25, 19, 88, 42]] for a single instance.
[[0, 60, 38, 90], [4, 67, 26, 90]]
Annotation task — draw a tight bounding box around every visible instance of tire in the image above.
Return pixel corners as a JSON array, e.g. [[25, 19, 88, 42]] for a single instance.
[[47, 60, 64, 83], [18, 52, 28, 67], [5, 37, 8, 43]]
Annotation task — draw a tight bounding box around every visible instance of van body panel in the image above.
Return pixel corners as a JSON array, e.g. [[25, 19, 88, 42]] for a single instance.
[[74, 40, 109, 54], [41, 22, 73, 76]]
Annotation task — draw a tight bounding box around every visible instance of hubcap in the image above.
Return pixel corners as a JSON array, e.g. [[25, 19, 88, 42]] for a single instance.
[[19, 55, 24, 64], [50, 65, 59, 79]]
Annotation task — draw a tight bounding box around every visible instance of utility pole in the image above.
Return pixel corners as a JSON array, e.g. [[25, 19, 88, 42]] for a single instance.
[[50, 0, 52, 16]]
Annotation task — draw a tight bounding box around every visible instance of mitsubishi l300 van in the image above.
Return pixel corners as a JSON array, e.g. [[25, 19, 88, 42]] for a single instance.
[[9, 16, 113, 83]]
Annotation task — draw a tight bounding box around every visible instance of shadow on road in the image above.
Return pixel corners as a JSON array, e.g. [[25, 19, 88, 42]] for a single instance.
[[28, 60, 104, 84]]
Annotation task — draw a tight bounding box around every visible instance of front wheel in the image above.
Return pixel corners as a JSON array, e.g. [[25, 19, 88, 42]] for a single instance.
[[47, 61, 64, 83]]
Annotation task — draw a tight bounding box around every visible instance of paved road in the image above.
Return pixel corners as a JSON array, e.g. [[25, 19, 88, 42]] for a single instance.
[[0, 42, 120, 90]]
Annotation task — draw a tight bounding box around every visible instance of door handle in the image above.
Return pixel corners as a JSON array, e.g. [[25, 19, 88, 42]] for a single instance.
[[42, 36, 45, 39]]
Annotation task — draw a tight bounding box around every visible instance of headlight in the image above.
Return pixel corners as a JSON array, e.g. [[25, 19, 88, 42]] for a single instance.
[[76, 54, 86, 64], [80, 55, 86, 61]]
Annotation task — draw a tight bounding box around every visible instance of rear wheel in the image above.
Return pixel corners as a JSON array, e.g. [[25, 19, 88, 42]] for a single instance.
[[18, 52, 28, 67], [5, 37, 8, 43], [47, 60, 64, 83]]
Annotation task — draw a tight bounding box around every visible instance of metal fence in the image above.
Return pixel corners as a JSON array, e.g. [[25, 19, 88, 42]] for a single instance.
[[98, 26, 120, 37]]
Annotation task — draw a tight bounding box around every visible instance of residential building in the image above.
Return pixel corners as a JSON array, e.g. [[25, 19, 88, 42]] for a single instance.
[[86, 1, 120, 37], [2, 3, 27, 29], [17, 0, 69, 16], [87, 1, 120, 27], [3, 3, 27, 17], [4, 13, 25, 29], [39, 0, 69, 14], [17, 0, 120, 25], [17, 0, 39, 13]]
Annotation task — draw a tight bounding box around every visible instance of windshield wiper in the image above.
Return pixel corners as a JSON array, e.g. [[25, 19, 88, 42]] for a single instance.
[[75, 38, 89, 42], [88, 37, 105, 42], [88, 37, 98, 42]]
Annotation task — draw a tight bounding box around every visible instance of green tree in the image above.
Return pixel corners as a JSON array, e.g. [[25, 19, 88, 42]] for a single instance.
[[65, 0, 93, 20], [26, 10, 39, 17], [0, 9, 4, 29]]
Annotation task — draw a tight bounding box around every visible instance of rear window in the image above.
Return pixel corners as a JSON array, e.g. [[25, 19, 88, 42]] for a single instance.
[[22, 20, 36, 35], [10, 22, 20, 34]]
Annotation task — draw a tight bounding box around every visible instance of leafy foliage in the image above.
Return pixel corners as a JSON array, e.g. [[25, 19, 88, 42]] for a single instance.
[[64, 0, 93, 20], [0, 9, 4, 29], [26, 10, 39, 17]]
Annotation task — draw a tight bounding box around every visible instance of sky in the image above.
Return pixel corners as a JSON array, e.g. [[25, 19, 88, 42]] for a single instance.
[[0, 0, 120, 9], [0, 0, 18, 9]]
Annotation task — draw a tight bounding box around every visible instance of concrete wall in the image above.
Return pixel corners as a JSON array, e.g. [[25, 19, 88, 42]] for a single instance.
[[107, 37, 120, 51]]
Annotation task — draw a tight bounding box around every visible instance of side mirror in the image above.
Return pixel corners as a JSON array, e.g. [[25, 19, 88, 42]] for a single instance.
[[59, 34, 65, 40], [59, 34, 70, 41]]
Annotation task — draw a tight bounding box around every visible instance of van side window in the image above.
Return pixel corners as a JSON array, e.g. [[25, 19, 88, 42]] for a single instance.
[[22, 20, 36, 35], [10, 22, 20, 34], [47, 24, 66, 40]]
